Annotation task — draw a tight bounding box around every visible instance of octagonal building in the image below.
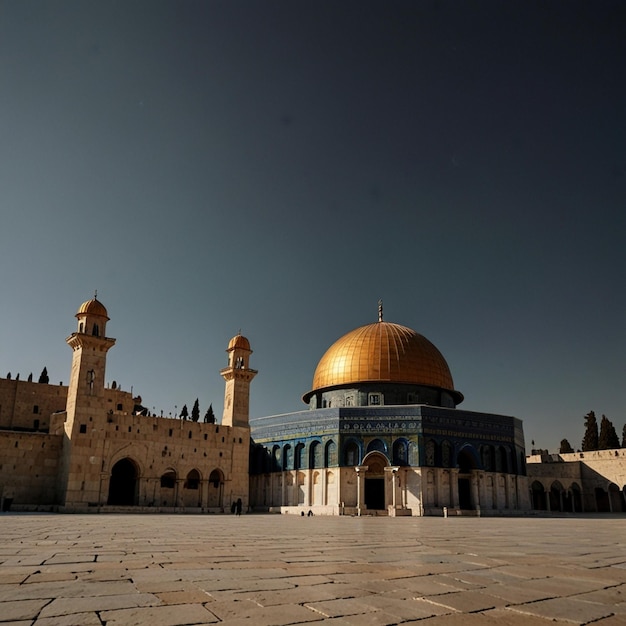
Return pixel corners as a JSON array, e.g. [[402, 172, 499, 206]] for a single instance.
[[250, 307, 530, 516]]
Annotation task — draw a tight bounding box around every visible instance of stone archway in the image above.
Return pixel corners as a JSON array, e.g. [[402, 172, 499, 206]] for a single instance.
[[363, 452, 388, 511], [456, 446, 478, 510], [208, 469, 224, 509], [107, 458, 139, 506]]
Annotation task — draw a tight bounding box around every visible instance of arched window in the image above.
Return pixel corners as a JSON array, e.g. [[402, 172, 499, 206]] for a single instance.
[[272, 445, 281, 472], [344, 440, 360, 466], [481, 445, 495, 471], [457, 446, 479, 473], [441, 440, 452, 468], [497, 446, 509, 473], [366, 438, 387, 455], [295, 443, 305, 470], [425, 439, 437, 467], [160, 470, 176, 489], [324, 440, 337, 467], [184, 469, 200, 490], [392, 439, 409, 466], [309, 441, 323, 469], [283, 444, 293, 471]]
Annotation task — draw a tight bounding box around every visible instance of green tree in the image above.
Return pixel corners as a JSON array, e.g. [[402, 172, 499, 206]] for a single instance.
[[559, 439, 574, 454], [27, 373, 33, 382], [180, 404, 189, 420], [204, 404, 215, 424], [622, 423, 626, 448], [38, 367, 49, 384], [598, 415, 620, 450], [191, 398, 200, 422], [581, 411, 598, 451]]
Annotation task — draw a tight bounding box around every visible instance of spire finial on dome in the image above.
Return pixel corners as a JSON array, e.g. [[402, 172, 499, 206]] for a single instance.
[[378, 299, 383, 322], [94, 289, 98, 300]]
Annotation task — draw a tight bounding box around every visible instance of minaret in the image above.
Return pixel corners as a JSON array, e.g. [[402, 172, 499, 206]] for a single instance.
[[65, 295, 116, 435], [60, 295, 116, 507], [220, 333, 257, 428]]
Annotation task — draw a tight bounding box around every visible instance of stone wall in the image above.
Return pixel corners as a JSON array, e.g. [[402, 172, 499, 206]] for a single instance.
[[0, 377, 140, 433], [527, 449, 626, 512], [0, 431, 62, 507]]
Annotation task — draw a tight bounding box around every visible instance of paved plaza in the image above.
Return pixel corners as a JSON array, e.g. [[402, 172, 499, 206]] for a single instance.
[[0, 513, 625, 625]]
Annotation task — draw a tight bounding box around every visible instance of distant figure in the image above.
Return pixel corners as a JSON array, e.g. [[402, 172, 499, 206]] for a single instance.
[[236, 498, 242, 516], [307, 510, 313, 517], [231, 501, 236, 514]]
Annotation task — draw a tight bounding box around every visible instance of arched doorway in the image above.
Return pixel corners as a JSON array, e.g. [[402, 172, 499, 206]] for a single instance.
[[363, 452, 388, 511], [608, 483, 624, 512], [531, 480, 546, 510], [107, 458, 138, 506], [457, 446, 478, 510], [208, 469, 224, 509], [550, 481, 565, 512], [159, 469, 177, 507], [183, 469, 201, 507]]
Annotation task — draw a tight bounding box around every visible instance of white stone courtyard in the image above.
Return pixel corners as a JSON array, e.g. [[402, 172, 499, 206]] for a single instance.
[[0, 513, 625, 625]]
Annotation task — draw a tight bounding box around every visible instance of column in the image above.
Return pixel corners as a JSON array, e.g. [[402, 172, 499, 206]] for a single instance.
[[384, 466, 399, 512], [201, 479, 209, 509], [451, 469, 460, 509], [355, 466, 367, 516], [281, 471, 286, 507], [471, 473, 480, 513]]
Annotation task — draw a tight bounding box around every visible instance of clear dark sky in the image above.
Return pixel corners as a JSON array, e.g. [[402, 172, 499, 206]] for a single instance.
[[1, 1, 624, 451]]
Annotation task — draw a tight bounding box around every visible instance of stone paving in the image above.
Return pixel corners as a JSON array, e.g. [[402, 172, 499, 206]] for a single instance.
[[0, 513, 625, 625]]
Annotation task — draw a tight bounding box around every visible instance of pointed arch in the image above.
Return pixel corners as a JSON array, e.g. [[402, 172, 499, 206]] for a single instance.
[[362, 451, 388, 511], [107, 457, 139, 506], [208, 468, 224, 509]]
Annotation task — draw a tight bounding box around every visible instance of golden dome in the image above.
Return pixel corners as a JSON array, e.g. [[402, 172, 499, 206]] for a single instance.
[[228, 334, 251, 351], [76, 297, 109, 319], [305, 321, 459, 399]]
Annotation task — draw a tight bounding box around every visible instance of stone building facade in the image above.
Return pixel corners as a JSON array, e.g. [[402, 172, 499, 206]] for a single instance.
[[526, 449, 626, 513], [0, 297, 255, 512], [250, 307, 531, 516]]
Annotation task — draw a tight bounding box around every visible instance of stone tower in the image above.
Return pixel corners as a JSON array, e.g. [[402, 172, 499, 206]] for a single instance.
[[220, 333, 257, 428], [60, 296, 115, 506]]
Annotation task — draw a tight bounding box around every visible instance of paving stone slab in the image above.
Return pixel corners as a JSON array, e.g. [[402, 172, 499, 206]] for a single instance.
[[0, 599, 50, 621], [37, 593, 160, 618], [421, 589, 508, 612], [0, 579, 139, 602], [155, 589, 214, 604], [414, 607, 559, 624], [101, 603, 219, 625], [506, 597, 615, 624], [209, 601, 322, 625], [244, 582, 363, 607], [34, 611, 104, 625]]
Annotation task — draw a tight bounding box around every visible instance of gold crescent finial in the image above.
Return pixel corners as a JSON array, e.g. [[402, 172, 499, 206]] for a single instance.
[[378, 299, 383, 322]]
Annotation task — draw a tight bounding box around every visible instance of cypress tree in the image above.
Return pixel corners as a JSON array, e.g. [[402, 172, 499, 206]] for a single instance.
[[204, 404, 215, 423], [191, 398, 200, 422], [38, 367, 49, 384], [559, 439, 574, 454], [180, 404, 189, 420], [598, 415, 620, 450], [581, 411, 598, 451]]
